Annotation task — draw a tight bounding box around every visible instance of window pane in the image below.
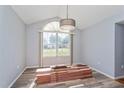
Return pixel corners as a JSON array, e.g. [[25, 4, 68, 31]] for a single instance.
[[43, 32, 56, 57], [58, 33, 70, 56]]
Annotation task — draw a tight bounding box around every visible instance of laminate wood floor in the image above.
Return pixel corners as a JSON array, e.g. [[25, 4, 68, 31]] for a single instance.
[[11, 68, 124, 88]]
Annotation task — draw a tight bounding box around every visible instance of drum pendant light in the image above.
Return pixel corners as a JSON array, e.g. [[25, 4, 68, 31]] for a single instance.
[[60, 5, 76, 30]]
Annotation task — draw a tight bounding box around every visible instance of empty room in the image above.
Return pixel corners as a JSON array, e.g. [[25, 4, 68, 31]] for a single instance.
[[1, 5, 124, 88]]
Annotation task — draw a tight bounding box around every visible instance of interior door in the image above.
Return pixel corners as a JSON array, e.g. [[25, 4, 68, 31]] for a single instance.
[[42, 32, 71, 67]]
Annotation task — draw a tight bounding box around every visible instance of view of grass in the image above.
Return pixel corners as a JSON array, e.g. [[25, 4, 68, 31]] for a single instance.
[[43, 48, 70, 57]]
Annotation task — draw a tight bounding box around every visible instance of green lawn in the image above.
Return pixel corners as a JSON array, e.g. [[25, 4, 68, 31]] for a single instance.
[[43, 48, 70, 57]]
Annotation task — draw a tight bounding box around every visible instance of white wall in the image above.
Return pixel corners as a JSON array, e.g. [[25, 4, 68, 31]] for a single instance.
[[73, 29, 82, 64], [80, 11, 124, 78], [80, 19, 115, 77], [0, 6, 26, 87], [26, 17, 81, 67]]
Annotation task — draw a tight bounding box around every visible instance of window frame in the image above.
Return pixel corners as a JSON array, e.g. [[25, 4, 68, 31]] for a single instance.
[[43, 32, 71, 57]]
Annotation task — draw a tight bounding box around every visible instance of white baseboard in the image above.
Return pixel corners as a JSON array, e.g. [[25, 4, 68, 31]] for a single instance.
[[8, 65, 124, 88], [114, 75, 124, 79], [90, 66, 124, 79], [8, 65, 40, 88], [8, 67, 27, 88], [90, 66, 115, 79], [26, 65, 40, 69]]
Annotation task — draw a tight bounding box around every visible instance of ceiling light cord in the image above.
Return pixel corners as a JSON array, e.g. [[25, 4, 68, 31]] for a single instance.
[[67, 5, 68, 19]]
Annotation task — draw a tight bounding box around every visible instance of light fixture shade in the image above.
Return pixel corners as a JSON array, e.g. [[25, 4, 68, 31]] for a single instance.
[[60, 19, 75, 30]]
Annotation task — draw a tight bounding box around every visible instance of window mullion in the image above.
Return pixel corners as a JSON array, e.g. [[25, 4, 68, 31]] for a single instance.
[[56, 32, 58, 57]]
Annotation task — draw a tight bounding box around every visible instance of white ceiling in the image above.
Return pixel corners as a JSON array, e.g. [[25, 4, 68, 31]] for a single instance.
[[11, 5, 124, 29]]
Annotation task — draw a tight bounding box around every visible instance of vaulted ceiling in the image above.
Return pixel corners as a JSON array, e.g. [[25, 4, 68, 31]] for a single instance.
[[11, 5, 124, 29]]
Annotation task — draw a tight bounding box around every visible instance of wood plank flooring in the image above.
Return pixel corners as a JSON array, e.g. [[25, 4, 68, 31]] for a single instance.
[[11, 68, 124, 88]]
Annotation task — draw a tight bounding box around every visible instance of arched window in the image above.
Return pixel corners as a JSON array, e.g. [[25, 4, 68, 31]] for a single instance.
[[41, 21, 72, 67], [43, 21, 70, 33]]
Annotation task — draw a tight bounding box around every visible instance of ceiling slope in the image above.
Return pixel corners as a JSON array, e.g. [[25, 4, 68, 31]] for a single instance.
[[12, 5, 124, 29]]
